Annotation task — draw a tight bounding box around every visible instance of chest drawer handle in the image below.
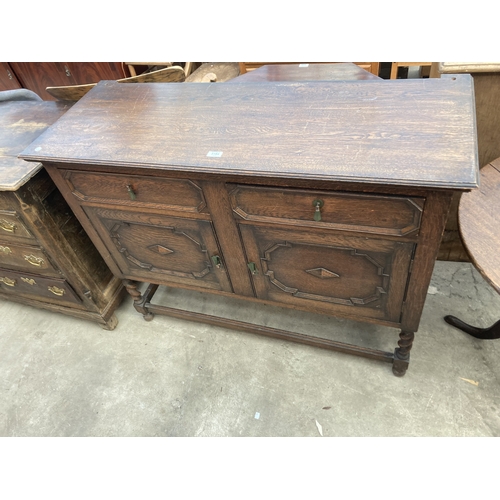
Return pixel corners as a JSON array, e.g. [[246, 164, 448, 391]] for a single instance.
[[127, 184, 136, 200], [0, 219, 16, 233], [0, 276, 16, 287], [24, 254, 44, 267], [312, 199, 324, 222], [0, 245, 12, 254], [21, 277, 36, 285], [48, 286, 65, 296]]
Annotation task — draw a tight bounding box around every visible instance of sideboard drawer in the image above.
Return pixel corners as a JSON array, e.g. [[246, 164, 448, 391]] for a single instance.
[[0, 210, 34, 241], [229, 185, 424, 237], [62, 170, 208, 214], [0, 240, 59, 275], [0, 268, 82, 305]]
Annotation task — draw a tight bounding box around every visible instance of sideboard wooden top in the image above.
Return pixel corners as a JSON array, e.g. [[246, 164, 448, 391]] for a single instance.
[[20, 76, 479, 190], [1, 101, 70, 190]]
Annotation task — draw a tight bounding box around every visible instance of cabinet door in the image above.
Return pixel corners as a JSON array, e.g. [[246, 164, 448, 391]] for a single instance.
[[240, 224, 414, 324], [84, 206, 233, 293], [0, 63, 22, 90], [8, 63, 125, 100], [64, 63, 125, 85], [8, 63, 75, 99]]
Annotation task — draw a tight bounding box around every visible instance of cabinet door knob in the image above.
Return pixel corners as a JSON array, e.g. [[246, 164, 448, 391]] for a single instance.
[[312, 199, 324, 222], [127, 184, 136, 200], [247, 262, 259, 275], [211, 255, 222, 268]]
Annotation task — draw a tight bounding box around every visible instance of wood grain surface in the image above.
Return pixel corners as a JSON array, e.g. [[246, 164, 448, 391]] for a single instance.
[[0, 101, 71, 190], [231, 63, 381, 83], [20, 77, 479, 190], [459, 158, 500, 294]]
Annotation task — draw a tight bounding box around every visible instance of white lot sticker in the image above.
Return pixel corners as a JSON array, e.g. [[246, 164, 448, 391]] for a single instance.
[[207, 151, 223, 158], [299, 64, 309, 68]]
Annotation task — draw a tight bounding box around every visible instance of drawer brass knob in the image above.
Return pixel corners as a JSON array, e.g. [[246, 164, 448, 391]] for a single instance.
[[48, 285, 65, 296], [0, 276, 16, 287], [0, 219, 16, 233], [312, 199, 324, 222], [0, 245, 12, 254], [127, 184, 136, 200], [24, 254, 44, 267]]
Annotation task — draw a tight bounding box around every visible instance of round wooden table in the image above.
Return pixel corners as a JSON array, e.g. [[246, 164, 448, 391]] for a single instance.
[[445, 157, 500, 338]]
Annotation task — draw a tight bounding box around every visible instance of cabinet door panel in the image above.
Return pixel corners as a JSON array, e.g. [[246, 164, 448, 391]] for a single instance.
[[0, 63, 22, 90], [240, 224, 414, 323], [64, 63, 124, 84], [9, 63, 75, 100], [84, 207, 233, 293]]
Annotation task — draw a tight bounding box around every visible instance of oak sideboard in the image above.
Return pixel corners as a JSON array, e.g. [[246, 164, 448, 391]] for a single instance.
[[20, 77, 478, 375]]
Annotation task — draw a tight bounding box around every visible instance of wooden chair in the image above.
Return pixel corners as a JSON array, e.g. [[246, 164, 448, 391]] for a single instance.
[[125, 62, 194, 78], [45, 65, 186, 102], [390, 62, 432, 79]]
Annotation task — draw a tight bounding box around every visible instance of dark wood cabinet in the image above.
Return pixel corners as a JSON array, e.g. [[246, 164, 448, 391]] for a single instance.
[[0, 63, 22, 90], [1, 63, 125, 100], [0, 101, 125, 328], [20, 77, 479, 375]]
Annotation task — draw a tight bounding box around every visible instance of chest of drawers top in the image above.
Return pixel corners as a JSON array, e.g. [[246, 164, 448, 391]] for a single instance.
[[0, 101, 70, 190], [20, 76, 478, 190]]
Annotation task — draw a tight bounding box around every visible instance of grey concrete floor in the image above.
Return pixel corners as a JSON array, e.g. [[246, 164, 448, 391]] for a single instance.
[[1, 260, 500, 437]]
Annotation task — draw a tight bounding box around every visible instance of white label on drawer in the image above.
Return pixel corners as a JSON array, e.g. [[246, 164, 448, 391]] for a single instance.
[[299, 64, 309, 68], [207, 151, 223, 158]]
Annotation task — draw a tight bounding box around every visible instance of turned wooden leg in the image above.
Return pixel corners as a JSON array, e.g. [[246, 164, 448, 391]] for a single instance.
[[123, 280, 158, 321], [444, 315, 500, 339], [123, 279, 143, 303], [392, 330, 415, 377]]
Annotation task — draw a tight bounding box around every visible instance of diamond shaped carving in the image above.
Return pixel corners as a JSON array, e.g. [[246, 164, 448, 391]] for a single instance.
[[148, 244, 174, 255], [305, 267, 340, 279]]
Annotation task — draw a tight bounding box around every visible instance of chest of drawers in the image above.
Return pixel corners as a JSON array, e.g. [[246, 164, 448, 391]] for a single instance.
[[20, 78, 478, 375], [0, 101, 125, 329]]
